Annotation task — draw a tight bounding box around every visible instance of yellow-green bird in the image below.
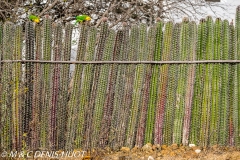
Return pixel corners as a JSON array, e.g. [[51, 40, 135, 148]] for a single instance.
[[75, 15, 91, 24], [29, 15, 40, 23]]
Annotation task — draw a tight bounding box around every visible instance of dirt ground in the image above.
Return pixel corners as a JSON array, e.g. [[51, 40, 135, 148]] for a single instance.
[[90, 144, 240, 160], [1, 144, 240, 160]]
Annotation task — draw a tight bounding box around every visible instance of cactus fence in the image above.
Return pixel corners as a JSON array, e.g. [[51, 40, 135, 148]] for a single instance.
[[1, 6, 240, 151]]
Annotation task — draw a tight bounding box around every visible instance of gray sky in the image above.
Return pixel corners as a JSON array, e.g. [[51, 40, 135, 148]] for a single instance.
[[206, 0, 239, 21]]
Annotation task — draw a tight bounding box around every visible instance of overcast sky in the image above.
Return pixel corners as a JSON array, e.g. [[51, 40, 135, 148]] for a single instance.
[[206, 0, 239, 22]]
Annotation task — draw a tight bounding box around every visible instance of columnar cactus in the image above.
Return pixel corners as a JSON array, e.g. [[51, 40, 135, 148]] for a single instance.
[[190, 19, 207, 145], [40, 16, 52, 149], [66, 24, 89, 150], [209, 18, 222, 146], [145, 21, 163, 144], [91, 29, 116, 148], [229, 21, 235, 146], [12, 25, 22, 150], [0, 21, 3, 78], [109, 27, 129, 150], [154, 21, 173, 145], [126, 24, 147, 148], [173, 18, 190, 144], [0, 22, 2, 146], [57, 23, 73, 150], [0, 22, 14, 150], [199, 16, 214, 147], [121, 25, 139, 147], [85, 21, 109, 149], [31, 24, 42, 150], [24, 21, 35, 148], [99, 30, 123, 148], [219, 20, 230, 146], [75, 27, 97, 149], [235, 5, 240, 147], [163, 23, 181, 145], [136, 25, 156, 147], [49, 23, 62, 150], [182, 21, 197, 145]]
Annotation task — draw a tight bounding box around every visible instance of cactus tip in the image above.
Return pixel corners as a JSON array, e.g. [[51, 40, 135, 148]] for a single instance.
[[102, 17, 108, 22], [237, 5, 240, 11], [206, 16, 213, 20], [122, 22, 127, 27], [182, 17, 189, 23], [156, 17, 161, 22], [200, 18, 205, 23]]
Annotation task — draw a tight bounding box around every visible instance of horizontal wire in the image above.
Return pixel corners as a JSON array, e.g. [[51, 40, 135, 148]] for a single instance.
[[1, 60, 240, 64]]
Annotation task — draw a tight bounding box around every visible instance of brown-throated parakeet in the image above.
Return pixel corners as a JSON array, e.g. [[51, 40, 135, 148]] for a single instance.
[[75, 15, 91, 24], [29, 15, 40, 23]]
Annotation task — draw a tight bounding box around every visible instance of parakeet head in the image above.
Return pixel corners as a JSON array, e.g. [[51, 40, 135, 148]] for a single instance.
[[85, 16, 91, 21]]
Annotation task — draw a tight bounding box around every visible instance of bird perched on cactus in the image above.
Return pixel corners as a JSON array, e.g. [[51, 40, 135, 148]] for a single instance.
[[75, 15, 91, 24], [29, 15, 40, 23]]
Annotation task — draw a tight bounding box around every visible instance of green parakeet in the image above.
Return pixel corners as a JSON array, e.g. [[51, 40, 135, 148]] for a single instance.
[[75, 15, 91, 24], [29, 15, 40, 23]]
